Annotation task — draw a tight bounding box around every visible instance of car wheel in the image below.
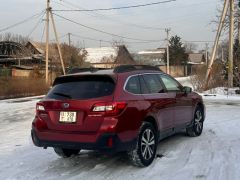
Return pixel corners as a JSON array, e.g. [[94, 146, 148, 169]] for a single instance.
[[186, 107, 204, 137], [54, 148, 80, 158], [128, 122, 157, 167]]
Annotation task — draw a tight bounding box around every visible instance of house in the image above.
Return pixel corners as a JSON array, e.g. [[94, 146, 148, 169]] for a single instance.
[[0, 41, 35, 67], [25, 41, 59, 64], [82, 45, 135, 68], [188, 53, 205, 65], [11, 65, 34, 77], [186, 53, 206, 76], [133, 48, 189, 77], [25, 41, 45, 60], [133, 48, 166, 66]]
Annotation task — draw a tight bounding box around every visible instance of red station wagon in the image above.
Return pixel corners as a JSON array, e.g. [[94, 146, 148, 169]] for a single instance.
[[31, 65, 205, 167]]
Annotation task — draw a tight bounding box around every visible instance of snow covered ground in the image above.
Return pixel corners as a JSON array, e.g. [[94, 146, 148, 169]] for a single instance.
[[0, 93, 240, 179]]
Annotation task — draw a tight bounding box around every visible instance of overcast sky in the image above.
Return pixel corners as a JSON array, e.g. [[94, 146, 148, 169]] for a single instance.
[[0, 0, 222, 52]]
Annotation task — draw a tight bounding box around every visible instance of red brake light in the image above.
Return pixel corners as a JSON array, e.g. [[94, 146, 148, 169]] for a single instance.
[[34, 103, 48, 130], [92, 102, 127, 116]]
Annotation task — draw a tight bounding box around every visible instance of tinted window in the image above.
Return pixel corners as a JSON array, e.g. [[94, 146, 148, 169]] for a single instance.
[[139, 76, 150, 94], [160, 75, 181, 91], [125, 76, 141, 94], [142, 74, 164, 94], [46, 76, 115, 100]]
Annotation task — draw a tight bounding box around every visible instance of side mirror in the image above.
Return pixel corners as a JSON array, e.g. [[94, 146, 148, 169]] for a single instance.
[[183, 86, 192, 94]]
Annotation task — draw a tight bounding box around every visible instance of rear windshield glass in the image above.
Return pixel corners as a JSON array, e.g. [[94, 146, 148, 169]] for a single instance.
[[46, 75, 115, 100]]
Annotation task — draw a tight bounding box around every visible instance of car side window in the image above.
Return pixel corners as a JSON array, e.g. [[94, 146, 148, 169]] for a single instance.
[[125, 76, 141, 94], [160, 75, 181, 92], [142, 74, 164, 94], [139, 75, 150, 94]]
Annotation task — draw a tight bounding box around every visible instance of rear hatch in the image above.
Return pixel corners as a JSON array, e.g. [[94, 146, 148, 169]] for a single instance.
[[38, 74, 116, 133]]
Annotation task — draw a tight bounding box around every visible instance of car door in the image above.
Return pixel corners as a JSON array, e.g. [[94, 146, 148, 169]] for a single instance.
[[140, 74, 175, 131], [159, 75, 193, 127]]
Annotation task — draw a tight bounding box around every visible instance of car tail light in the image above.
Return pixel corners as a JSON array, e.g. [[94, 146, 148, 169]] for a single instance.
[[37, 104, 45, 111], [36, 103, 46, 115], [34, 103, 48, 130], [91, 102, 127, 116]]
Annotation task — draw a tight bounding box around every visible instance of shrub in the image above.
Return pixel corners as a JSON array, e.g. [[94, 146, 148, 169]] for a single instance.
[[190, 64, 227, 92]]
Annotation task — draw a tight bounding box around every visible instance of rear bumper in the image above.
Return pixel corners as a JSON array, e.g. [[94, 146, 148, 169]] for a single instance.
[[31, 129, 136, 153]]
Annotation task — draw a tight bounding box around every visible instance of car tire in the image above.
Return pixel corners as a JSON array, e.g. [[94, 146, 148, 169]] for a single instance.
[[186, 107, 204, 137], [128, 121, 157, 167], [54, 148, 80, 158]]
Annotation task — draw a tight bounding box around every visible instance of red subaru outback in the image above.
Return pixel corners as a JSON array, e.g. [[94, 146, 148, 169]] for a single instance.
[[31, 65, 205, 167]]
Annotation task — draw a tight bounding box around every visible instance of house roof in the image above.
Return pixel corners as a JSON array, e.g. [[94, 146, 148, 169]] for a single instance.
[[132, 48, 166, 66], [27, 41, 45, 54], [11, 65, 34, 70], [138, 48, 166, 55], [188, 53, 204, 63], [83, 46, 119, 64], [26, 41, 58, 55], [26, 41, 60, 63]]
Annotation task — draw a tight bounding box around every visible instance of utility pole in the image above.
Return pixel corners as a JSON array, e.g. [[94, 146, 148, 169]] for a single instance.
[[228, 0, 234, 87], [222, 46, 224, 62], [238, 0, 240, 46], [68, 33, 71, 46], [205, 43, 209, 66], [50, 11, 66, 75], [45, 0, 50, 84], [44, 0, 66, 81], [165, 28, 171, 74], [204, 0, 229, 90]]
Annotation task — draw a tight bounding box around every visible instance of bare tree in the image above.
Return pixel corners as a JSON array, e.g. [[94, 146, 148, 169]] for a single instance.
[[0, 33, 29, 45], [61, 43, 87, 69], [212, 1, 239, 35], [184, 42, 198, 53]]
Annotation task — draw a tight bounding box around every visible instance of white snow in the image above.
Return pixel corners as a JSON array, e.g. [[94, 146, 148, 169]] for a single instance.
[[176, 76, 193, 88], [0, 92, 240, 179], [83, 47, 118, 64]]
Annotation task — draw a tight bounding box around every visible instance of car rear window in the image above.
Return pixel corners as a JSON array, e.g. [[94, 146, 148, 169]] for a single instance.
[[46, 75, 115, 100]]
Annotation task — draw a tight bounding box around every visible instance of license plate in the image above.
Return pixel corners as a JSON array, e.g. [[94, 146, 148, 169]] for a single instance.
[[59, 112, 77, 123]]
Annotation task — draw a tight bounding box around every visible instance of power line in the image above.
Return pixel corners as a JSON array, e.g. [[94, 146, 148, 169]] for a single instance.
[[71, 33, 112, 44], [184, 40, 217, 43], [52, 0, 166, 31], [53, 0, 176, 12], [27, 12, 46, 38], [70, 33, 164, 44], [50, 33, 68, 42], [41, 23, 46, 43], [53, 13, 164, 42], [0, 10, 45, 33]]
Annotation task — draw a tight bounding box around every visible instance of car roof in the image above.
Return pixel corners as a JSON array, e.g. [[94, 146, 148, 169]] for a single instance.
[[65, 65, 164, 77], [54, 66, 166, 85]]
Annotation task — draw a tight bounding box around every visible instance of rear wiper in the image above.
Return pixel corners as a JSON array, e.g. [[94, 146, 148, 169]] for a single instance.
[[53, 92, 72, 99]]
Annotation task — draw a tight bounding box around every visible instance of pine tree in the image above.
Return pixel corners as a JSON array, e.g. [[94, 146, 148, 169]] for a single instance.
[[164, 35, 188, 66]]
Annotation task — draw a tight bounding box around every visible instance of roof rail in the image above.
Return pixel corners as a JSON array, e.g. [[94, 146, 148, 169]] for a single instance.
[[67, 65, 162, 74], [113, 65, 161, 73], [67, 67, 110, 74]]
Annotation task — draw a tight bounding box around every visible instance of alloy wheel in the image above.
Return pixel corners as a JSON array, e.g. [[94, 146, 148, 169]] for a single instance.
[[141, 128, 156, 160], [194, 110, 203, 134]]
